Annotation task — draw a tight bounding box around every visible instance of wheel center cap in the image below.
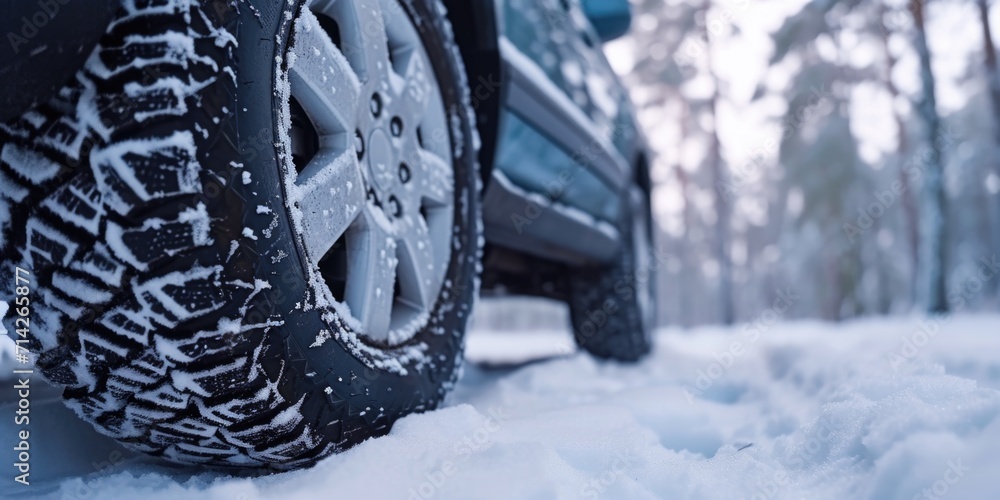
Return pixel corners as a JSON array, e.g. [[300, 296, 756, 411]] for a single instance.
[[367, 129, 395, 193]]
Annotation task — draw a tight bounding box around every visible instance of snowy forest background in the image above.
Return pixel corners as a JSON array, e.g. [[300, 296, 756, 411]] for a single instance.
[[479, 0, 1000, 329]]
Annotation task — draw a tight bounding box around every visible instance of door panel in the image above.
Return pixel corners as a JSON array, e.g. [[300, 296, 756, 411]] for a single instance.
[[494, 111, 618, 221], [502, 0, 620, 140], [481, 0, 644, 264], [493, 0, 638, 221]]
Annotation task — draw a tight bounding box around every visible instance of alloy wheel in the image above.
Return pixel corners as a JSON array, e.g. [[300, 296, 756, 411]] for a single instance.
[[286, 0, 455, 346]]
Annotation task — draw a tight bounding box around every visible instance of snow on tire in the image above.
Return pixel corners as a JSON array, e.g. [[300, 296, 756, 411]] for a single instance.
[[0, 0, 480, 469], [568, 187, 655, 362]]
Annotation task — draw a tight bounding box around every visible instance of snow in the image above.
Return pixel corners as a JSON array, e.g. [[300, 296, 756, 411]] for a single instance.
[[124, 75, 216, 122], [0, 168, 29, 202], [90, 131, 202, 215], [132, 266, 223, 327], [87, 32, 219, 79], [308, 329, 332, 349], [170, 355, 250, 398], [178, 203, 213, 247], [51, 272, 113, 304], [2, 315, 1000, 498], [1, 144, 62, 184]]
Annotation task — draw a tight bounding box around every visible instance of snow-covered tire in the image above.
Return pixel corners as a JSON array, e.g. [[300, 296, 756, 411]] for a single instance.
[[568, 187, 655, 362], [0, 0, 480, 469]]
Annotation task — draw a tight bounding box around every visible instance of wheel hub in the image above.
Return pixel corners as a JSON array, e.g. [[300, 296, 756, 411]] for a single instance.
[[284, 0, 455, 346], [366, 127, 395, 194]]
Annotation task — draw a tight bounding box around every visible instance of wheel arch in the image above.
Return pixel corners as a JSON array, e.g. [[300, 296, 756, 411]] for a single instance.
[[441, 0, 503, 185], [0, 0, 121, 122]]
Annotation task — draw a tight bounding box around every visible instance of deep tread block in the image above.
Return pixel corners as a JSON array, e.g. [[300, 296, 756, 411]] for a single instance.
[[91, 132, 202, 215], [41, 175, 106, 235], [0, 0, 480, 469]]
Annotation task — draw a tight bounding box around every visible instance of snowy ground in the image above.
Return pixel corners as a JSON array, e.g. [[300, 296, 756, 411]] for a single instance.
[[3, 314, 1000, 499]]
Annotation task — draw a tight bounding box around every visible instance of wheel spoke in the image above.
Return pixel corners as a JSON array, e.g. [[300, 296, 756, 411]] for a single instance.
[[414, 149, 454, 206], [335, 0, 392, 88], [296, 149, 367, 261], [397, 48, 433, 126], [344, 207, 398, 340], [396, 214, 439, 310], [290, 9, 362, 132]]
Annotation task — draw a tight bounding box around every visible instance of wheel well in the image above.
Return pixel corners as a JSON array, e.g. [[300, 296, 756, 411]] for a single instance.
[[0, 1, 119, 122], [441, 0, 503, 184]]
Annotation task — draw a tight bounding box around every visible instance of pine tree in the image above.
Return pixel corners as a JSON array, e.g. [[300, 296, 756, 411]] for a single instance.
[[910, 0, 949, 313]]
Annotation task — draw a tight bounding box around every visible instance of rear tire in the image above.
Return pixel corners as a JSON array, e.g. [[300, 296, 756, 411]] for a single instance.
[[568, 187, 655, 362], [0, 0, 480, 468]]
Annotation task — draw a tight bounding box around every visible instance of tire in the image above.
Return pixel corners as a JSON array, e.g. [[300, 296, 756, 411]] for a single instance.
[[0, 0, 480, 469], [568, 186, 655, 362]]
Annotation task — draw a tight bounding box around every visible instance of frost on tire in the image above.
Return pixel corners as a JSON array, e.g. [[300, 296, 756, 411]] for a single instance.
[[0, 0, 481, 469]]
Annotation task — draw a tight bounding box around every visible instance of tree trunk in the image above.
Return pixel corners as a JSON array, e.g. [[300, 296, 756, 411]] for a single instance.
[[674, 164, 694, 327], [675, 99, 695, 327], [879, 4, 920, 305], [910, 1, 949, 313], [977, 0, 1000, 297], [702, 0, 735, 324], [979, 0, 1000, 135]]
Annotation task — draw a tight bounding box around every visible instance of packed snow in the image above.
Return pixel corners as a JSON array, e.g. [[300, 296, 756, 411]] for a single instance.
[[2, 314, 1000, 499]]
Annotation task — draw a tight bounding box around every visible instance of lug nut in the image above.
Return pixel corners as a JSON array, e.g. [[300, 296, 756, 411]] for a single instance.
[[370, 93, 383, 117], [390, 117, 403, 136], [355, 130, 365, 158], [388, 196, 402, 217], [398, 163, 411, 183]]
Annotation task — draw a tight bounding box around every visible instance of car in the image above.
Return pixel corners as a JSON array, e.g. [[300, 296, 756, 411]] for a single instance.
[[0, 0, 654, 468]]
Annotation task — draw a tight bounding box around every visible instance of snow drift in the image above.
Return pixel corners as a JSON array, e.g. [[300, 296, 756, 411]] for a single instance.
[[3, 314, 1000, 499]]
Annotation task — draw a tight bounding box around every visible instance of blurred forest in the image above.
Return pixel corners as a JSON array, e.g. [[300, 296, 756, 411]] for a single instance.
[[601, 0, 1000, 326]]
